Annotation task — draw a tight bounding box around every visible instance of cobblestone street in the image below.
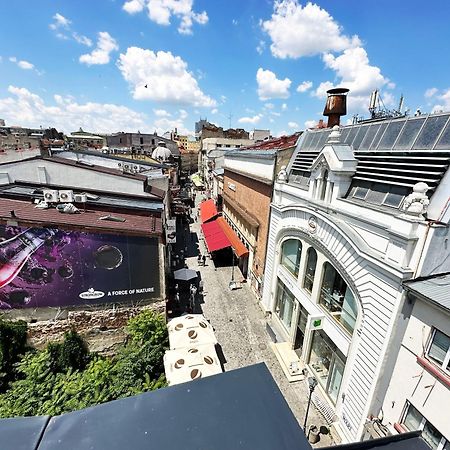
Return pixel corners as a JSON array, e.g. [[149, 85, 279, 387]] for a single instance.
[[178, 200, 334, 447]]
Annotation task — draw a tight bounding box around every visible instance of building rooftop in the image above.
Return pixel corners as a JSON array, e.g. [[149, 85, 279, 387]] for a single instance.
[[403, 272, 450, 312], [244, 132, 301, 151], [0, 364, 311, 450], [0, 197, 162, 236]]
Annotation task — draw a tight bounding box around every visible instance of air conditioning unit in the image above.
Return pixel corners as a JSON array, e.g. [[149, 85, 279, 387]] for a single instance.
[[58, 190, 74, 203], [74, 193, 88, 203], [43, 189, 59, 203]]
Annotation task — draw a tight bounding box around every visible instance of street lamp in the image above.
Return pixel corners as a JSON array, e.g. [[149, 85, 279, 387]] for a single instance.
[[303, 375, 318, 433]]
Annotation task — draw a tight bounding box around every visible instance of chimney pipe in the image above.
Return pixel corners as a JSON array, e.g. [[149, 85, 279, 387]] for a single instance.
[[323, 88, 349, 127]]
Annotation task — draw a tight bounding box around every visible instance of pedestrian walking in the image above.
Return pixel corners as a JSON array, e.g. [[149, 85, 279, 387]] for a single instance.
[[197, 254, 202, 265], [202, 255, 206, 266]]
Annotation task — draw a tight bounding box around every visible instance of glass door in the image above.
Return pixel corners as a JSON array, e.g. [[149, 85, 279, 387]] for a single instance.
[[327, 356, 345, 404]]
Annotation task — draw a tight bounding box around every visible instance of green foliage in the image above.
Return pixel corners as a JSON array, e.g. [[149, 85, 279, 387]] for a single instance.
[[0, 310, 168, 418], [47, 330, 89, 373], [0, 318, 28, 392]]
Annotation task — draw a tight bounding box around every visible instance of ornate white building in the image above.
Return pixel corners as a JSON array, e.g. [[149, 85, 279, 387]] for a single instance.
[[261, 114, 450, 443]]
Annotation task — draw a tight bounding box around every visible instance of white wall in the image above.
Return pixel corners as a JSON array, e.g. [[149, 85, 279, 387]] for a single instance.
[[224, 156, 275, 183], [0, 158, 150, 197], [381, 300, 450, 441]]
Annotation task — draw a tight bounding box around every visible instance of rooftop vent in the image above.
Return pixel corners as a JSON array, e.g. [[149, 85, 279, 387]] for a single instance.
[[323, 88, 349, 128]]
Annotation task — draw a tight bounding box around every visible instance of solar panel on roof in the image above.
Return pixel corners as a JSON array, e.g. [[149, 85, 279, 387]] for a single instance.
[[340, 127, 351, 143], [435, 118, 450, 149], [300, 132, 314, 150], [395, 117, 426, 150], [345, 126, 360, 146], [352, 126, 370, 150], [378, 119, 406, 150], [309, 132, 322, 149], [359, 124, 380, 150], [414, 115, 450, 150], [315, 129, 331, 150], [369, 122, 388, 149]]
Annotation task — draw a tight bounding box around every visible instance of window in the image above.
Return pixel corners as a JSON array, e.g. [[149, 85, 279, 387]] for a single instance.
[[319, 263, 358, 334], [275, 279, 295, 330], [308, 330, 346, 404], [303, 248, 317, 293], [402, 402, 448, 450], [427, 329, 450, 373], [319, 170, 328, 201], [280, 239, 302, 277]]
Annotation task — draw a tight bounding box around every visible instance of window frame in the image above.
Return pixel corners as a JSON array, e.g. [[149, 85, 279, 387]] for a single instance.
[[426, 328, 450, 374], [303, 247, 317, 293], [280, 239, 302, 278]]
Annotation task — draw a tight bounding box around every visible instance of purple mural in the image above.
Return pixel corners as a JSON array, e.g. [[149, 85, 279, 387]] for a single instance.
[[0, 225, 160, 309]]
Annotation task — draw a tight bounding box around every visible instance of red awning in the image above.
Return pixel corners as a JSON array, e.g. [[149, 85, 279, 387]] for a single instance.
[[201, 220, 231, 253], [199, 199, 218, 223], [216, 217, 249, 258]]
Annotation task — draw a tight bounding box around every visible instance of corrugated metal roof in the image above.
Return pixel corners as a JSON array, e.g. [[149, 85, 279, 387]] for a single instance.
[[404, 273, 450, 311]]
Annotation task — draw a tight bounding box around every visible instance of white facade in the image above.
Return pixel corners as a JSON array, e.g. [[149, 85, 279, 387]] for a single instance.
[[381, 296, 450, 449], [261, 123, 450, 442]]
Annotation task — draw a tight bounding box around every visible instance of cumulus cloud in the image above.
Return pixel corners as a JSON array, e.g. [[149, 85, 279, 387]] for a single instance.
[[296, 80, 312, 93], [288, 121, 299, 129], [256, 68, 291, 101], [49, 13, 92, 47], [122, 0, 208, 35], [154, 108, 171, 117], [9, 57, 34, 70], [432, 89, 450, 113], [261, 0, 360, 59], [117, 46, 216, 107], [425, 87, 438, 98], [79, 32, 118, 65], [256, 40, 266, 55], [153, 110, 190, 135], [304, 119, 317, 129], [314, 47, 392, 112], [238, 114, 262, 124], [211, 108, 218, 114], [49, 13, 71, 30], [282, 103, 288, 110], [0, 85, 150, 133]]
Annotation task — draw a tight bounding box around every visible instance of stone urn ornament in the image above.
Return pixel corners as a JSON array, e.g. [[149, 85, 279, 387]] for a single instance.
[[277, 165, 288, 183], [402, 182, 430, 218]]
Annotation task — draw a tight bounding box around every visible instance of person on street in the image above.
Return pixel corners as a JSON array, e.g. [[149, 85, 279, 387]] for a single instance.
[[202, 255, 206, 266], [198, 254, 202, 265]]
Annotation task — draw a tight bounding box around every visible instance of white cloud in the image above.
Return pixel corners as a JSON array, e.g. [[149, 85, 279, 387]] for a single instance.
[[50, 13, 92, 47], [9, 57, 35, 71], [304, 119, 317, 129], [153, 112, 190, 135], [122, 0, 208, 35], [282, 103, 288, 110], [211, 108, 218, 114], [270, 111, 281, 117], [238, 114, 262, 124], [264, 102, 274, 109], [123, 0, 145, 13], [232, 19, 238, 25], [79, 32, 118, 65], [117, 46, 216, 107], [50, 13, 71, 30], [425, 87, 438, 98], [317, 47, 391, 112], [256, 68, 291, 101], [0, 86, 150, 133], [313, 81, 334, 99], [154, 108, 171, 117], [72, 32, 93, 47], [256, 40, 266, 55], [296, 80, 312, 93], [179, 109, 188, 119], [288, 121, 299, 129], [262, 0, 360, 59], [432, 89, 450, 113]]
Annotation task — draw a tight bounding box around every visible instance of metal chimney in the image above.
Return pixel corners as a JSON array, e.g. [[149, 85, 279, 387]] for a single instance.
[[323, 88, 349, 127]]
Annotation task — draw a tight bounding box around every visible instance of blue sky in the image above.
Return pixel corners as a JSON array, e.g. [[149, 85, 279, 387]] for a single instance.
[[1, 0, 450, 136]]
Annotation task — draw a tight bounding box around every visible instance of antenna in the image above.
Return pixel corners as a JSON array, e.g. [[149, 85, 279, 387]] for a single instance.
[[398, 94, 404, 114]]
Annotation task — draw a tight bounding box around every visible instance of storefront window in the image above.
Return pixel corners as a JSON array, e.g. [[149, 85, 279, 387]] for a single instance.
[[303, 247, 317, 293], [294, 305, 308, 357], [280, 239, 302, 277], [319, 262, 358, 334], [308, 330, 346, 404], [275, 279, 295, 331]]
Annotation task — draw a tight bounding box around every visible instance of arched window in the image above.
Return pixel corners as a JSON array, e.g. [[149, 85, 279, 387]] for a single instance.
[[319, 170, 328, 201], [303, 247, 317, 293], [280, 239, 302, 277], [319, 262, 358, 334]]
